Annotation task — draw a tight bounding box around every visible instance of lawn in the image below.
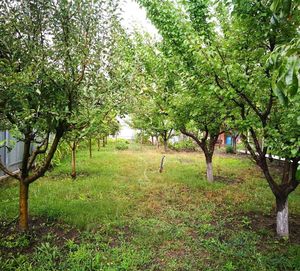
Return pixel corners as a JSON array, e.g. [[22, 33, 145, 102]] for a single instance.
[[0, 141, 300, 271]]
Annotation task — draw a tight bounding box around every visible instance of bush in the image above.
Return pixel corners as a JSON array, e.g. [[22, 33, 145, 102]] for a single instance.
[[116, 141, 129, 150], [118, 139, 130, 144], [226, 145, 235, 154], [169, 140, 196, 152], [109, 138, 130, 144], [135, 133, 152, 145]]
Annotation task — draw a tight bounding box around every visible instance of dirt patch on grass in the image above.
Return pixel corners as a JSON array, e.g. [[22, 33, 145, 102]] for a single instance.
[[106, 225, 134, 248], [178, 158, 196, 164], [214, 175, 244, 185], [0, 216, 81, 256], [214, 151, 249, 159], [0, 177, 17, 188]]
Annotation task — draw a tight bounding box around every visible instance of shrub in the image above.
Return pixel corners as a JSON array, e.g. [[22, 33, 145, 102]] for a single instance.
[[169, 140, 196, 152], [110, 138, 130, 144], [135, 133, 151, 145], [118, 139, 130, 144], [116, 141, 129, 150], [226, 145, 235, 154]]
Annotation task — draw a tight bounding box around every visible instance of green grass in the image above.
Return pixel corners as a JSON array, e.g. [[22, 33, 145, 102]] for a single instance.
[[0, 141, 300, 270]]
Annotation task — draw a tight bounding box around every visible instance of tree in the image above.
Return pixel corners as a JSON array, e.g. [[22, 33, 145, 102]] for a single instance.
[[170, 84, 227, 182], [0, 0, 119, 231], [131, 97, 174, 152], [214, 0, 300, 238], [133, 4, 228, 181], [128, 35, 176, 152], [138, 0, 300, 237], [63, 20, 133, 177]]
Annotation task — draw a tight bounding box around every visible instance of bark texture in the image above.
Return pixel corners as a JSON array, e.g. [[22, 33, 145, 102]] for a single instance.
[[206, 161, 214, 182], [19, 181, 29, 231], [163, 139, 168, 152], [180, 128, 219, 183], [276, 197, 289, 238]]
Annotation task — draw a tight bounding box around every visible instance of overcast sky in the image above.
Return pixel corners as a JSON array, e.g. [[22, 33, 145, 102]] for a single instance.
[[121, 0, 159, 37]]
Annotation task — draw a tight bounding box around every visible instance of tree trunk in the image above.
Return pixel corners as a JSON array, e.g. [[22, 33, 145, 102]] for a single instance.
[[232, 136, 237, 153], [19, 181, 29, 231], [140, 133, 143, 145], [89, 138, 92, 158], [156, 136, 160, 149], [282, 159, 291, 184], [205, 155, 214, 182], [71, 142, 76, 179], [276, 196, 289, 238], [163, 139, 168, 152], [151, 136, 154, 145], [103, 137, 105, 147], [97, 138, 100, 151]]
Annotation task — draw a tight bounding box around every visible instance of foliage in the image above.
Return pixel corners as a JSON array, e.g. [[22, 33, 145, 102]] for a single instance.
[[226, 146, 235, 154], [115, 140, 129, 151], [169, 140, 197, 152], [268, 38, 300, 105], [269, 0, 300, 104], [42, 141, 69, 168], [127, 34, 176, 150], [134, 132, 152, 145]]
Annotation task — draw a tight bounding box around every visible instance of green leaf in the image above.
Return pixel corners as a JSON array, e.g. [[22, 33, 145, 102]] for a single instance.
[[288, 70, 299, 97], [272, 81, 288, 105], [270, 0, 280, 13]]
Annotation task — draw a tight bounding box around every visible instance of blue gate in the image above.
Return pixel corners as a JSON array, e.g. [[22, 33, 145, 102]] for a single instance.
[[225, 136, 232, 146]]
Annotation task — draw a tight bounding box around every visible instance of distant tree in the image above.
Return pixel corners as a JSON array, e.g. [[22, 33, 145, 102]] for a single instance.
[[131, 98, 174, 152], [128, 36, 176, 152], [130, 18, 228, 181], [170, 84, 228, 182]]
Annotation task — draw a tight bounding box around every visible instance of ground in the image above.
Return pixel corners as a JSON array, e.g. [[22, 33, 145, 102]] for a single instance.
[[0, 141, 300, 271]]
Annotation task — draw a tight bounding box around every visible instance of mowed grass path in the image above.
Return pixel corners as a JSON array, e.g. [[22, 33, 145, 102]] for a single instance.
[[1, 142, 300, 270]]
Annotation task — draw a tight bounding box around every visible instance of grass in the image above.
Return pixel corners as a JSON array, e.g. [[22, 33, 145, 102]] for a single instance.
[[0, 141, 300, 270]]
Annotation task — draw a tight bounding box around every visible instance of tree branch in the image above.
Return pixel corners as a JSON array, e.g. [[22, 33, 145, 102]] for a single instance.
[[25, 125, 65, 184], [0, 158, 21, 180], [286, 157, 300, 195], [27, 132, 50, 171], [180, 128, 203, 148]]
